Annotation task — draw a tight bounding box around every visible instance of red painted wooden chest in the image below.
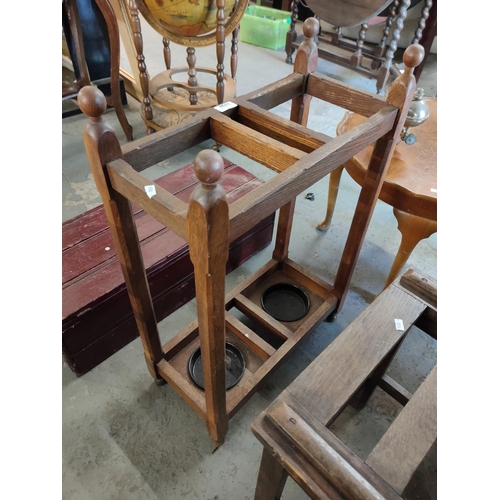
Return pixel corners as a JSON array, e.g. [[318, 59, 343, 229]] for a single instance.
[[62, 159, 275, 376]]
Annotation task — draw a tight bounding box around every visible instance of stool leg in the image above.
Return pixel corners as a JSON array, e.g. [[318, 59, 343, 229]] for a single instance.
[[254, 448, 289, 500], [316, 167, 343, 232], [383, 208, 437, 290]]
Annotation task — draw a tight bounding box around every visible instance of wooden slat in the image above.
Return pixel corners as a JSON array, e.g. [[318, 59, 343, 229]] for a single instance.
[[228, 105, 397, 241], [225, 259, 280, 304], [366, 366, 437, 494], [233, 294, 293, 341], [235, 73, 305, 111], [378, 375, 412, 407], [282, 259, 332, 300], [264, 400, 400, 500], [107, 159, 189, 240], [286, 284, 427, 425], [237, 101, 331, 153], [225, 312, 276, 360], [120, 109, 213, 171], [162, 319, 199, 361], [307, 72, 388, 117], [399, 270, 437, 309], [210, 114, 306, 173], [228, 295, 337, 418], [157, 359, 207, 418]]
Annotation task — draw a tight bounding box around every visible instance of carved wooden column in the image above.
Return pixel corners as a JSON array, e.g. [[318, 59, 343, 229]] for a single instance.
[[187, 150, 230, 447], [216, 0, 226, 104], [128, 0, 154, 134]]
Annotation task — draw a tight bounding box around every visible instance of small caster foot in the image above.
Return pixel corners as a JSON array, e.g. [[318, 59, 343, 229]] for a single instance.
[[212, 142, 221, 152], [155, 377, 167, 386]]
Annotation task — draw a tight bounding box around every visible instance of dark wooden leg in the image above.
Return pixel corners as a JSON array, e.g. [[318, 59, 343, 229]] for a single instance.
[[254, 448, 289, 500], [350, 339, 405, 409], [187, 150, 230, 447], [413, 1, 436, 83]]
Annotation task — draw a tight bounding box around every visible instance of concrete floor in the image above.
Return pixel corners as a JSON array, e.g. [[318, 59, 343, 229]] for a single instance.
[[62, 13, 437, 500]]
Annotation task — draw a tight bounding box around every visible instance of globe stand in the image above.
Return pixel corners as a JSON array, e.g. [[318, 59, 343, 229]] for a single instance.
[[127, 0, 245, 134]]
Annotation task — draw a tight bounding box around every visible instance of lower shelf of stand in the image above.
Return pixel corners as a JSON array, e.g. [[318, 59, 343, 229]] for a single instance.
[[157, 258, 339, 422]]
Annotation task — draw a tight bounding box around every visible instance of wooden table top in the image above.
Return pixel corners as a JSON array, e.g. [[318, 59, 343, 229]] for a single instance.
[[337, 98, 437, 221]]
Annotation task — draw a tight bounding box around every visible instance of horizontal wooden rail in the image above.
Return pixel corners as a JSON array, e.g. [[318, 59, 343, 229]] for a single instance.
[[121, 111, 214, 171], [107, 159, 189, 240], [228, 105, 398, 241], [237, 101, 331, 153], [210, 114, 306, 173], [307, 72, 388, 117], [236, 72, 305, 111]]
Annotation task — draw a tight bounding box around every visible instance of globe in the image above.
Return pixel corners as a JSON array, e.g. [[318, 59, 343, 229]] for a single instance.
[[143, 0, 236, 38]]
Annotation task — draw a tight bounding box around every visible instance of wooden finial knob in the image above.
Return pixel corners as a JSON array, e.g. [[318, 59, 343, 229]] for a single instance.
[[303, 17, 319, 40], [193, 150, 224, 185], [77, 86, 107, 119], [403, 43, 425, 69]]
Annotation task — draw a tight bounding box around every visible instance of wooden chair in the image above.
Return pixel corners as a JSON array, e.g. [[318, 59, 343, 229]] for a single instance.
[[251, 269, 437, 499], [62, 0, 133, 141], [77, 18, 424, 447], [285, 0, 436, 94]]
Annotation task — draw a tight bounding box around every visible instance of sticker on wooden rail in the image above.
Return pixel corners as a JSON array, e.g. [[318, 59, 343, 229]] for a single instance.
[[214, 101, 237, 112], [145, 185, 156, 198], [394, 318, 405, 331]]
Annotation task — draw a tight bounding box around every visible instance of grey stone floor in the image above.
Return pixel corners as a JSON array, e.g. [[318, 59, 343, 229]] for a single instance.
[[62, 16, 437, 500]]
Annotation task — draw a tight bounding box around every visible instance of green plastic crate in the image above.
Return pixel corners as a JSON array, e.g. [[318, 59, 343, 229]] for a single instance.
[[240, 6, 291, 51]]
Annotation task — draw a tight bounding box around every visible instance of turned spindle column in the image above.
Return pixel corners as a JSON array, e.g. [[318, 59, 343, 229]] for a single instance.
[[187, 149, 230, 447], [186, 47, 198, 106], [128, 0, 155, 134]]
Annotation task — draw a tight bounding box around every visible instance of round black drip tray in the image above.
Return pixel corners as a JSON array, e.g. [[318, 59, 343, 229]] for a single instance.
[[188, 342, 245, 390], [261, 282, 311, 322]]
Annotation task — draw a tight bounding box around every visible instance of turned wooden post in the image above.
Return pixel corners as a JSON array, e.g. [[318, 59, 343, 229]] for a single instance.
[[215, 0, 226, 104], [376, 0, 411, 94], [333, 43, 425, 312], [187, 150, 230, 447], [128, 0, 155, 134], [230, 25, 239, 81], [77, 86, 165, 383]]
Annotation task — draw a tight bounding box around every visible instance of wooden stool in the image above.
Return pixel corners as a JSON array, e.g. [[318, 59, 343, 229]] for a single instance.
[[78, 18, 424, 446], [251, 269, 437, 499], [318, 98, 437, 291]]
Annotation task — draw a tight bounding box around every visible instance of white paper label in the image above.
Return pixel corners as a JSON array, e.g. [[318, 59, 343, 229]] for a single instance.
[[214, 101, 237, 112], [430, 188, 437, 193], [394, 318, 405, 331], [145, 185, 156, 198]]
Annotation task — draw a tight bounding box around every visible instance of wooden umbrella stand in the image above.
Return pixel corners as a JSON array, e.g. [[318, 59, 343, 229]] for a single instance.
[[78, 18, 424, 447]]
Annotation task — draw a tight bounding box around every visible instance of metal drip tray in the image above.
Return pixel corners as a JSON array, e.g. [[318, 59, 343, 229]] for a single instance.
[[188, 342, 245, 390], [261, 282, 311, 322]]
